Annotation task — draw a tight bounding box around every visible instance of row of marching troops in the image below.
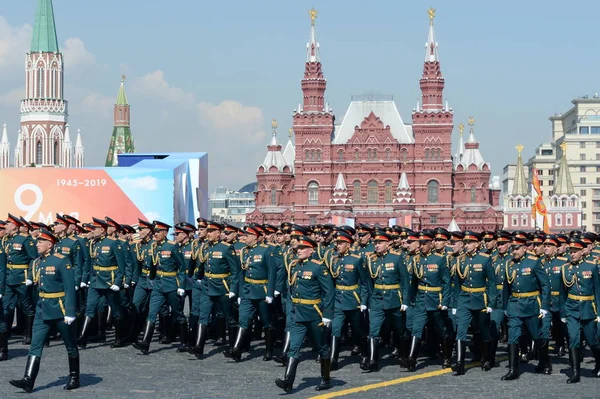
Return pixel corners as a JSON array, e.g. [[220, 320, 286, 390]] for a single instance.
[[1, 213, 600, 393]]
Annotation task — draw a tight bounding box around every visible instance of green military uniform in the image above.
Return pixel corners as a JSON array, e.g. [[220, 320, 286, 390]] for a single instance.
[[489, 249, 511, 363], [0, 237, 7, 360], [130, 237, 155, 342], [540, 253, 568, 343]]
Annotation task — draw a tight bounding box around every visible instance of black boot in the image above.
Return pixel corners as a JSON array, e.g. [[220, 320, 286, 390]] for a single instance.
[[214, 317, 227, 346], [176, 322, 189, 353], [566, 347, 580, 383], [227, 324, 237, 352], [191, 324, 208, 359], [132, 321, 155, 355], [0, 332, 8, 361], [64, 356, 80, 390], [89, 311, 106, 343], [158, 314, 172, 344], [359, 337, 369, 369], [274, 331, 290, 365], [315, 358, 332, 391], [9, 355, 40, 393], [223, 327, 247, 362], [188, 315, 199, 347], [407, 336, 420, 372], [110, 319, 128, 348], [470, 331, 481, 361], [263, 328, 274, 361], [591, 347, 600, 378], [330, 336, 340, 371], [534, 340, 551, 374], [490, 340, 498, 368], [452, 340, 465, 376], [275, 357, 299, 393], [481, 340, 492, 371], [129, 309, 144, 345], [22, 315, 34, 345], [77, 316, 93, 349], [442, 337, 453, 369], [501, 344, 520, 380], [360, 338, 379, 372]]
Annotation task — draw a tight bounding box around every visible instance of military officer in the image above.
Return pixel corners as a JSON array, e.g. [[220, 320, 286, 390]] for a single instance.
[[353, 224, 375, 257], [407, 230, 452, 372], [2, 213, 38, 345], [0, 221, 7, 361], [191, 221, 240, 359], [274, 236, 334, 393], [9, 229, 79, 393], [451, 231, 497, 375], [560, 238, 600, 383], [187, 218, 208, 350], [482, 231, 498, 256], [501, 232, 551, 381], [360, 230, 409, 372], [173, 222, 198, 352], [225, 224, 276, 362], [77, 217, 127, 348], [489, 231, 512, 367]]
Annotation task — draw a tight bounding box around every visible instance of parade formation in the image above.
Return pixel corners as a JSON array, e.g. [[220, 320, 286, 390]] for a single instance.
[[1, 214, 600, 393]]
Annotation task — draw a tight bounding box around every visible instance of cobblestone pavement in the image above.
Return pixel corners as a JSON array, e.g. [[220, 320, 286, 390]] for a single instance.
[[1, 333, 599, 398]]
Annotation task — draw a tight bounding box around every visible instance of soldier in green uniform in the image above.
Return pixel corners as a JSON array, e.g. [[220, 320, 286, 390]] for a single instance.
[[407, 230, 452, 372], [560, 238, 600, 383], [2, 214, 38, 345], [326, 231, 369, 370], [173, 222, 198, 352], [0, 221, 7, 361], [187, 218, 208, 350], [191, 221, 240, 358], [360, 231, 409, 372], [482, 231, 498, 256], [62, 215, 89, 332], [275, 236, 334, 393], [451, 231, 497, 375], [224, 224, 276, 361], [489, 231, 512, 367], [9, 229, 80, 393], [501, 232, 551, 381], [77, 218, 127, 348], [133, 221, 185, 354]]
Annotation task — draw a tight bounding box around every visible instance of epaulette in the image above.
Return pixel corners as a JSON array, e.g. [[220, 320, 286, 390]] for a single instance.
[[527, 256, 537, 260], [54, 253, 65, 259], [430, 252, 443, 258], [312, 259, 323, 265], [19, 232, 28, 237], [168, 240, 176, 245], [350, 254, 361, 259], [131, 239, 141, 244], [480, 253, 490, 258], [221, 242, 231, 247], [260, 244, 268, 248], [557, 256, 568, 261], [390, 250, 401, 255]]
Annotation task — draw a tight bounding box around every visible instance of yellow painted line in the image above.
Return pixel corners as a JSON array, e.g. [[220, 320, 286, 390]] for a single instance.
[[310, 357, 508, 399]]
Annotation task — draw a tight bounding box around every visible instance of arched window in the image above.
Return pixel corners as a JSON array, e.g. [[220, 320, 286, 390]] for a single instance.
[[316, 150, 321, 161], [367, 181, 378, 204], [555, 214, 562, 226], [54, 140, 59, 165], [305, 150, 309, 161], [308, 181, 319, 205], [384, 181, 393, 203], [353, 181, 361, 204], [566, 213, 573, 226], [402, 149, 408, 162], [470, 186, 477, 203], [511, 215, 518, 227], [36, 141, 43, 164], [425, 148, 430, 160], [521, 214, 528, 226], [385, 148, 391, 160], [270, 187, 277, 205], [427, 180, 439, 203], [338, 150, 344, 161], [437, 148, 442, 160], [37, 68, 44, 98], [373, 149, 378, 160], [355, 148, 360, 160]]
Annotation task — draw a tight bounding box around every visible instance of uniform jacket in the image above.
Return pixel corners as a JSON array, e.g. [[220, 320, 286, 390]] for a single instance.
[[325, 250, 369, 310], [179, 240, 198, 291], [503, 255, 550, 318], [196, 240, 240, 297], [541, 254, 569, 312], [56, 235, 83, 287], [288, 258, 334, 322], [132, 239, 154, 289], [490, 252, 511, 309], [239, 243, 276, 300], [366, 250, 409, 310], [3, 233, 38, 285], [88, 236, 127, 289], [152, 238, 185, 293], [452, 251, 497, 310], [411, 251, 450, 311], [560, 258, 600, 321], [35, 251, 76, 320]]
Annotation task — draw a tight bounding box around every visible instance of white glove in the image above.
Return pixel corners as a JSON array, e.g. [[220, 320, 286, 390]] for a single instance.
[[110, 285, 120, 292], [64, 316, 76, 325], [80, 282, 87, 288], [132, 281, 136, 286], [228, 292, 236, 299], [452, 308, 457, 315], [361, 305, 369, 312], [322, 318, 332, 328], [274, 290, 281, 297], [75, 286, 79, 291], [265, 296, 273, 304], [596, 316, 600, 323], [197, 279, 203, 284], [177, 288, 185, 296], [504, 310, 508, 316], [486, 307, 493, 313], [539, 309, 548, 318], [123, 283, 130, 289], [400, 304, 408, 312], [25, 279, 33, 286], [441, 305, 448, 311], [561, 318, 567, 323], [0, 294, 2, 299]]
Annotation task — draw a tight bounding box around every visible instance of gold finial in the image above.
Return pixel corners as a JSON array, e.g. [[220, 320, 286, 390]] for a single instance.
[[428, 7, 435, 25], [468, 116, 475, 127], [309, 8, 318, 26], [458, 123, 464, 135], [288, 128, 293, 138], [271, 118, 278, 130], [121, 75, 126, 82], [516, 144, 524, 154], [559, 142, 567, 151]]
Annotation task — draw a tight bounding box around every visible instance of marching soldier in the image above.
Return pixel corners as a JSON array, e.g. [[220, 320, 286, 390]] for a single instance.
[[9, 229, 79, 393], [187, 218, 208, 349], [174, 222, 198, 352], [274, 236, 334, 393], [489, 231, 512, 367], [560, 238, 600, 383], [2, 214, 38, 345], [451, 231, 497, 375], [501, 232, 550, 381], [224, 224, 276, 362], [326, 231, 369, 371]]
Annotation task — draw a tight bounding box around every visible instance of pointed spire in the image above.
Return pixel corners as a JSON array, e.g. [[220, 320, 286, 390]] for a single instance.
[[425, 7, 439, 62], [259, 119, 288, 173], [331, 172, 351, 205], [306, 8, 320, 62], [512, 144, 528, 196], [459, 117, 487, 169], [116, 75, 128, 105], [0, 124, 10, 169], [61, 124, 72, 167], [334, 173, 347, 191], [398, 172, 410, 191], [448, 218, 460, 232], [454, 122, 465, 166], [74, 129, 84, 167], [30, 0, 59, 53], [554, 142, 575, 195], [282, 128, 295, 172], [1, 124, 8, 144], [394, 172, 415, 204], [75, 129, 83, 148], [63, 123, 71, 143]]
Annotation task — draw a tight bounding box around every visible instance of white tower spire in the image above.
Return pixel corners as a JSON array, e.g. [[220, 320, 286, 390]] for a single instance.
[[74, 129, 84, 167], [0, 123, 10, 168]]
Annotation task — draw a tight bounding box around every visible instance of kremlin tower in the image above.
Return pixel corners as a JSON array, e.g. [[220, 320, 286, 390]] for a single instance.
[[105, 76, 135, 166]]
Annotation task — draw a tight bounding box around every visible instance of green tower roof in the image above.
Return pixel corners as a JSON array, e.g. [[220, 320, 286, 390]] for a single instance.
[[116, 76, 129, 106], [30, 0, 60, 53]]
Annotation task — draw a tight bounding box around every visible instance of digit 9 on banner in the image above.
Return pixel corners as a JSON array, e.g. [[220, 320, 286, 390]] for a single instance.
[[14, 183, 43, 220]]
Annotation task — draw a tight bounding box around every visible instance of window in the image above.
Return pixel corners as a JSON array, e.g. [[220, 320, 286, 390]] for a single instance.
[[385, 148, 391, 160], [470, 186, 476, 203], [402, 149, 408, 162], [597, 177, 600, 184], [597, 142, 600, 149], [548, 180, 554, 185], [566, 214, 573, 226], [539, 180, 543, 186], [595, 189, 600, 196], [583, 214, 587, 221], [367, 181, 378, 204], [373, 149, 377, 160], [597, 154, 600, 161], [354, 149, 359, 160], [581, 177, 587, 184], [581, 189, 587, 196], [36, 141, 42, 164], [555, 214, 562, 226], [591, 127, 600, 134], [353, 181, 361, 204], [316, 150, 321, 161], [338, 150, 344, 161], [580, 166, 586, 172], [437, 148, 442, 160], [309, 216, 317, 225], [538, 170, 543, 175], [582, 201, 587, 209], [270, 187, 277, 205], [580, 153, 586, 160], [54, 140, 59, 165], [425, 149, 430, 160], [427, 180, 439, 203], [430, 216, 438, 224], [307, 182, 318, 205], [541, 149, 552, 156], [549, 191, 554, 196], [596, 166, 600, 172], [580, 142, 586, 148], [511, 215, 518, 226], [581, 127, 589, 134], [521, 214, 528, 226], [384, 181, 393, 203], [37, 68, 44, 98]]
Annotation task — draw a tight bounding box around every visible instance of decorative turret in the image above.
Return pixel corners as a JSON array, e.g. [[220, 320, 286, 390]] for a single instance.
[[74, 129, 84, 167], [459, 117, 488, 170], [282, 128, 295, 173], [512, 144, 528, 196], [105, 76, 135, 166], [448, 218, 460, 232], [453, 122, 465, 167], [0, 124, 10, 168], [393, 172, 415, 204], [546, 142, 581, 231], [299, 8, 330, 114], [420, 7, 444, 111], [330, 172, 351, 205], [61, 123, 72, 167], [258, 119, 290, 173], [554, 142, 574, 196], [14, 129, 22, 167]]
